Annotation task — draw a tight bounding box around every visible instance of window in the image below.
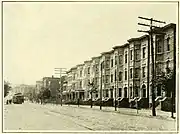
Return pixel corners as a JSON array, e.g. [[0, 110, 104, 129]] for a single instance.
[[111, 74, 113, 82], [119, 72, 122, 81], [119, 55, 123, 65], [167, 37, 170, 51], [87, 67, 90, 74], [105, 61, 109, 68], [119, 88, 122, 97], [134, 68, 140, 78], [80, 70, 82, 77], [130, 50, 133, 60], [142, 67, 145, 78], [111, 59, 113, 67], [130, 68, 133, 79], [95, 65, 98, 72], [115, 56, 117, 65], [106, 90, 109, 97], [125, 53, 127, 63], [115, 70, 117, 81], [80, 81, 82, 88], [143, 47, 146, 58], [135, 49, 140, 60], [125, 70, 127, 80], [157, 39, 162, 53], [105, 76, 109, 83], [96, 93, 98, 98]]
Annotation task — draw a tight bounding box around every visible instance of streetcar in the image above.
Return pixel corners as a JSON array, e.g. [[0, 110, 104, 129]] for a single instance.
[[12, 93, 24, 104]]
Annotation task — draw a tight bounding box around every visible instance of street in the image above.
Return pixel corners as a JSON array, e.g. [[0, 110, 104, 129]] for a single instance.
[[4, 102, 176, 132]]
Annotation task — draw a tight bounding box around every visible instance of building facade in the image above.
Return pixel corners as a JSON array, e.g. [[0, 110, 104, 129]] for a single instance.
[[65, 23, 176, 105], [42, 76, 60, 98]]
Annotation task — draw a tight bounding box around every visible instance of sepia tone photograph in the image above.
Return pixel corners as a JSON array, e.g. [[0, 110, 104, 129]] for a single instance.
[[2, 1, 178, 133]]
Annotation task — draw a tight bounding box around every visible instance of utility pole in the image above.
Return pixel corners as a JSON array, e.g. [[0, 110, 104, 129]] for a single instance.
[[172, 24, 176, 118], [100, 62, 103, 110], [54, 68, 67, 106], [138, 16, 165, 116], [114, 54, 119, 111]]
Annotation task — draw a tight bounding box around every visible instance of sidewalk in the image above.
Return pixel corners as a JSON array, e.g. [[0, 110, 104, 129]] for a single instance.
[[67, 104, 176, 120], [36, 102, 176, 121]]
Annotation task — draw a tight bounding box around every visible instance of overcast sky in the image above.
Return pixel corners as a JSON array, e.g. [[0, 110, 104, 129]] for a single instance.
[[3, 2, 177, 85]]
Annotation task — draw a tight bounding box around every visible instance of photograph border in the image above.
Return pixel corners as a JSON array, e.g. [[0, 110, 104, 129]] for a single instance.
[[1, 0, 179, 133]]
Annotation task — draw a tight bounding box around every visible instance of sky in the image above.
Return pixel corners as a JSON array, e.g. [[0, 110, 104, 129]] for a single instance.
[[3, 2, 178, 85]]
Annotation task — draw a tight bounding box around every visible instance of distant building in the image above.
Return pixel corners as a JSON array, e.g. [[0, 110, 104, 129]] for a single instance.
[[42, 76, 60, 98], [35, 80, 43, 94]]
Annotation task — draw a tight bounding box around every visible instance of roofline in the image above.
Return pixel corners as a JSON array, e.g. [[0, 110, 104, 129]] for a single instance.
[[43, 77, 60, 80], [76, 63, 84, 67], [128, 35, 149, 42], [84, 60, 92, 63], [101, 50, 114, 55], [153, 23, 176, 32], [71, 66, 77, 70], [92, 56, 101, 60]]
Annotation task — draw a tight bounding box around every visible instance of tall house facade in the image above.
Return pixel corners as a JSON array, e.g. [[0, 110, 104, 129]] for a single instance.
[[99, 51, 111, 99], [128, 35, 149, 101], [76, 64, 85, 100], [90, 56, 101, 99], [83, 60, 92, 100], [152, 23, 176, 98]]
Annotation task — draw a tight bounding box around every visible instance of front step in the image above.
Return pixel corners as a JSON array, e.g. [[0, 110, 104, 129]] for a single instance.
[[118, 98, 129, 108]]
